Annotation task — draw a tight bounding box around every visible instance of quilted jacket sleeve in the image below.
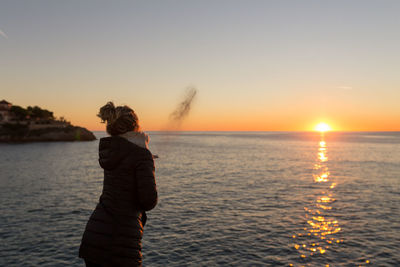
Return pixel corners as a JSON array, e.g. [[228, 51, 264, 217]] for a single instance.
[[135, 157, 158, 211]]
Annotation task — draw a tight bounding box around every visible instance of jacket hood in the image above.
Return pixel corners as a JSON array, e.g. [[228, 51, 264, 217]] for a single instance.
[[98, 136, 132, 170], [118, 131, 149, 149]]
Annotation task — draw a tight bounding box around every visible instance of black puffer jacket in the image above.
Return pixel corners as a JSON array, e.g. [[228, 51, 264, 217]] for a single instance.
[[79, 136, 157, 267]]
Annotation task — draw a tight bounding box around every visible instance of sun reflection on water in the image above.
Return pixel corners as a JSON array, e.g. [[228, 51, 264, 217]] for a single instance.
[[291, 134, 343, 265]]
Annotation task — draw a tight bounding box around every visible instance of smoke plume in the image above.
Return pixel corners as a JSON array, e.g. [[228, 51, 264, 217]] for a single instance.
[[152, 87, 197, 157], [169, 87, 197, 125]]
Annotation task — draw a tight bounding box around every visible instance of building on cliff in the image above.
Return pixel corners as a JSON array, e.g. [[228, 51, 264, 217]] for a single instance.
[[0, 100, 13, 123]]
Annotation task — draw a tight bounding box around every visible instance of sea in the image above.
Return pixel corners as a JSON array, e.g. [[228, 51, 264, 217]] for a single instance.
[[0, 131, 399, 266]]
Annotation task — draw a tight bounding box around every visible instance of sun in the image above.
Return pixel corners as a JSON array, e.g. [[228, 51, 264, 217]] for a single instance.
[[315, 122, 332, 132]]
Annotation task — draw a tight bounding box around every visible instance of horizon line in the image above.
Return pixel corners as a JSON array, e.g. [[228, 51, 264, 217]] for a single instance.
[[89, 129, 400, 133]]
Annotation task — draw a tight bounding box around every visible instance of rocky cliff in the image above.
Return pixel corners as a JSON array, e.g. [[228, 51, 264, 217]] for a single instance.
[[0, 124, 96, 142]]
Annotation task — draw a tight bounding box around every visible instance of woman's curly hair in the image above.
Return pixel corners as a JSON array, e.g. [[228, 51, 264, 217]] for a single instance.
[[97, 102, 140, 136]]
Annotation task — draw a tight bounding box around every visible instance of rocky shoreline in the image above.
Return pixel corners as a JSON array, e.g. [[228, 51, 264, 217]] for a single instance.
[[0, 124, 96, 142]]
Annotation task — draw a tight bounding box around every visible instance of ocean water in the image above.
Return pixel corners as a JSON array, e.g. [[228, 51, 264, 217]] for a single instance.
[[0, 131, 399, 266]]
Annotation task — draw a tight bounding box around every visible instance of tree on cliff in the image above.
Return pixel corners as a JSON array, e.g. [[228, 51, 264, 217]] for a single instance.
[[27, 106, 54, 120], [10, 105, 29, 120]]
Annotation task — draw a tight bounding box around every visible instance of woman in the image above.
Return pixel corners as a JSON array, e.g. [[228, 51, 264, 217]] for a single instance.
[[79, 102, 158, 267]]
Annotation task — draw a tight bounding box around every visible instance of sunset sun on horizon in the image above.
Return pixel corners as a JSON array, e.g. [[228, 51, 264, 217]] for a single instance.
[[315, 122, 332, 132]]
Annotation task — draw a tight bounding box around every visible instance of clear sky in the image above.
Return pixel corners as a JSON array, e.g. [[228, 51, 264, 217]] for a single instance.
[[1, 0, 399, 131]]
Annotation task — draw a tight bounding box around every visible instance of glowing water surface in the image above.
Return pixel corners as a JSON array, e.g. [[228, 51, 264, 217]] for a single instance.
[[0, 131, 399, 266]]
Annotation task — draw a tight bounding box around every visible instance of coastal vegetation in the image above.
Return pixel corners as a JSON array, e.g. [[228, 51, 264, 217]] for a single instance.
[[0, 100, 95, 142], [10, 105, 55, 121]]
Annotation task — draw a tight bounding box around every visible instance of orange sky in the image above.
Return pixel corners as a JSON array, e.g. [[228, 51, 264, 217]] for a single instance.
[[1, 2, 399, 131]]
